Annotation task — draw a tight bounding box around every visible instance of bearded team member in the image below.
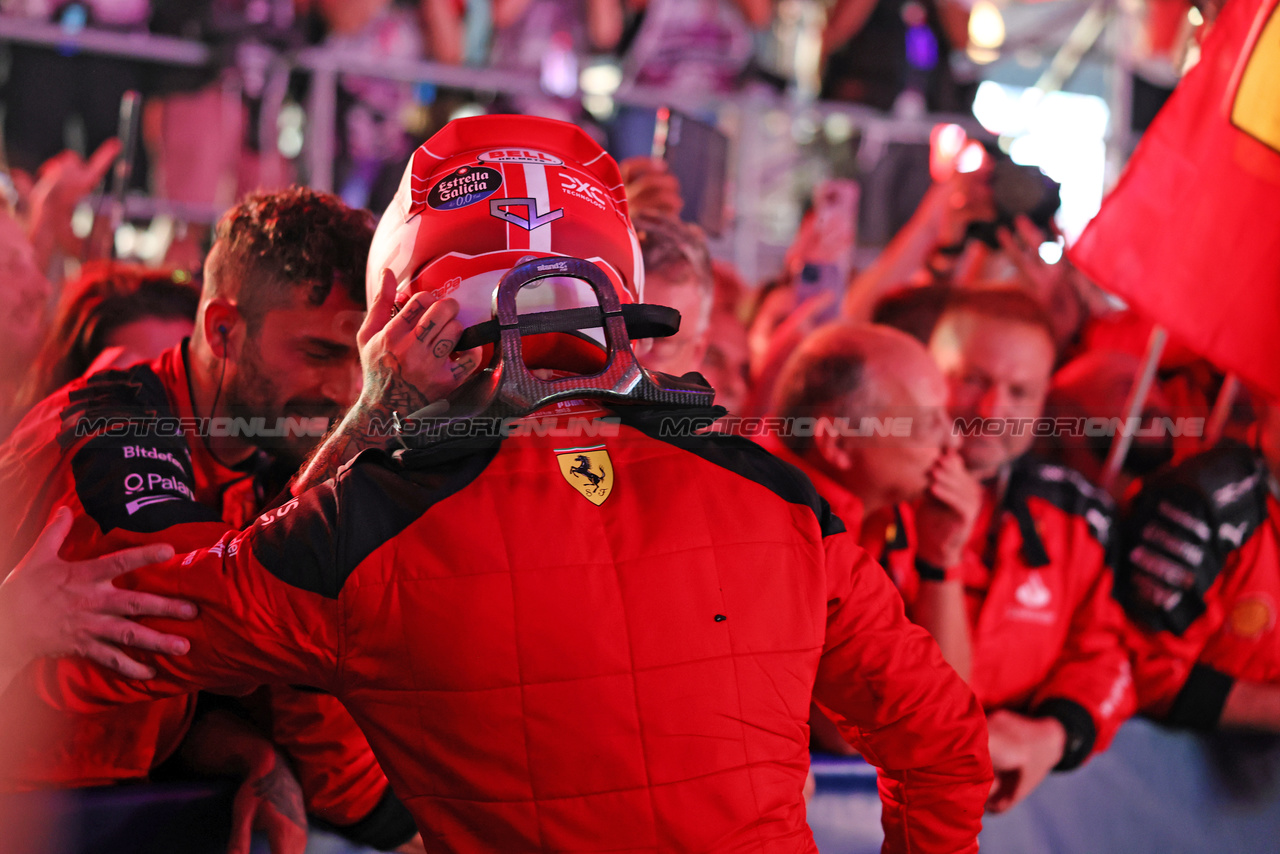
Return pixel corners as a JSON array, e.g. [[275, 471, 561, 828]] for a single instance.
[[25, 115, 992, 853], [1117, 395, 1280, 732], [0, 188, 438, 851], [921, 288, 1135, 812]]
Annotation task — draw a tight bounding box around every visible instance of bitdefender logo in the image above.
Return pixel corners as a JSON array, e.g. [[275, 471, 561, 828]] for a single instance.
[[123, 445, 187, 472]]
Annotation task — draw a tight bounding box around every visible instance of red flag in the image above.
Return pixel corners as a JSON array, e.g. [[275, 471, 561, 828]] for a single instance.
[[1070, 0, 1280, 397]]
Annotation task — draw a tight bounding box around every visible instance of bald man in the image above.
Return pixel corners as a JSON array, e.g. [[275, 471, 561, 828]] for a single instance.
[[764, 323, 979, 755]]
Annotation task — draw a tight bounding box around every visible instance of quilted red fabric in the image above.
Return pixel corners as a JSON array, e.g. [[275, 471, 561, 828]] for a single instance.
[[36, 407, 991, 852]]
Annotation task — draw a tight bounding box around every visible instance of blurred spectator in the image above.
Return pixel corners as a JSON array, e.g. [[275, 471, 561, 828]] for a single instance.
[[820, 0, 974, 113], [634, 212, 713, 377], [14, 262, 200, 419], [702, 303, 751, 414], [743, 184, 858, 418], [870, 282, 951, 343], [842, 166, 995, 322], [1040, 350, 1178, 503], [1079, 310, 1226, 438], [621, 155, 683, 220], [0, 208, 53, 437], [745, 277, 793, 382], [711, 258, 746, 316], [0, 2, 148, 178], [18, 138, 121, 273], [699, 260, 751, 413], [621, 0, 760, 93], [924, 287, 1136, 813], [989, 216, 1092, 353], [314, 0, 465, 211], [491, 0, 625, 66], [145, 0, 306, 268]]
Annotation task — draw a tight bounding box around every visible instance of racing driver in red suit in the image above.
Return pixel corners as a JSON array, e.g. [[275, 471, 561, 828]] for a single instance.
[[22, 115, 993, 853], [0, 189, 422, 850]]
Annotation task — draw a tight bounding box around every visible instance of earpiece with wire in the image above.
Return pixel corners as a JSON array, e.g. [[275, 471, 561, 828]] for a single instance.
[[208, 322, 230, 461]]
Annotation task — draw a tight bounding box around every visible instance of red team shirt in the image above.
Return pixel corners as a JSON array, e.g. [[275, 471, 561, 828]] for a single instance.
[[758, 440, 1135, 769], [953, 460, 1135, 763], [0, 343, 411, 842]]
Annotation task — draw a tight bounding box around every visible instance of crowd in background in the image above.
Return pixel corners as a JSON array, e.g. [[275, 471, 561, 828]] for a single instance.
[[1, 0, 1277, 852]]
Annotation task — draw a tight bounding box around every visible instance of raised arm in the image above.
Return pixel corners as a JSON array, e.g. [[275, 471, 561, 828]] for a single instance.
[[292, 269, 479, 494]]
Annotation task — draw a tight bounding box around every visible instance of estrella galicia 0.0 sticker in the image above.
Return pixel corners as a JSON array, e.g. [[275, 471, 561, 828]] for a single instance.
[[428, 166, 503, 211]]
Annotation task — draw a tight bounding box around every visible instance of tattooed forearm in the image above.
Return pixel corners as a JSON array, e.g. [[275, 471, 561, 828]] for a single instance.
[[292, 353, 434, 493], [253, 753, 307, 831]]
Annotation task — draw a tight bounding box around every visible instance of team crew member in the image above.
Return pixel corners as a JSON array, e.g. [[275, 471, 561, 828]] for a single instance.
[[30, 115, 993, 854], [762, 323, 976, 757], [0, 189, 428, 850], [923, 288, 1136, 812], [1117, 397, 1280, 731], [764, 323, 975, 667]]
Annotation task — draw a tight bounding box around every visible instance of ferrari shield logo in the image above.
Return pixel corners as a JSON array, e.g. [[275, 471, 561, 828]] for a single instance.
[[556, 445, 613, 505]]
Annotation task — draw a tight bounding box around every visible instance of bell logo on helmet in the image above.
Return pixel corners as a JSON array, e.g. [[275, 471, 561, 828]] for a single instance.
[[477, 149, 564, 165], [490, 197, 565, 231], [427, 166, 503, 211]]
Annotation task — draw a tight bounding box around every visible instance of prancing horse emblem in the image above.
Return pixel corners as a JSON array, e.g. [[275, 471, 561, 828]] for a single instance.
[[555, 446, 613, 506]]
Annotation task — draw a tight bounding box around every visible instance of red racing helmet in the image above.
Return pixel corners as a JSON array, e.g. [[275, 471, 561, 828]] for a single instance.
[[367, 114, 644, 370]]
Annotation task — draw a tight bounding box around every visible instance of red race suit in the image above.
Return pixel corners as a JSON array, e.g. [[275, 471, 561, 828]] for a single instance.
[[30, 404, 992, 853], [0, 343, 414, 848], [1116, 441, 1279, 728]]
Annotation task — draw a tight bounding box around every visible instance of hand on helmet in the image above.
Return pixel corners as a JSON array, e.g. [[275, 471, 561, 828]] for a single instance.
[[357, 268, 482, 417]]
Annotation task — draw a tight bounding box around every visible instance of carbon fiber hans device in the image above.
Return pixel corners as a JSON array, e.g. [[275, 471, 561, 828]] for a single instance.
[[399, 257, 715, 446]]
